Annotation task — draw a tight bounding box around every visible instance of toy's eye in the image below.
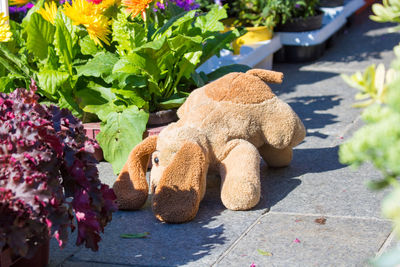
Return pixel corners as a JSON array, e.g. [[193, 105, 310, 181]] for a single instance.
[[154, 157, 159, 165]]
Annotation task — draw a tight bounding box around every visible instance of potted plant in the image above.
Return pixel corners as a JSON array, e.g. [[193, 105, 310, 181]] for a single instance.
[[0, 0, 247, 174], [0, 81, 117, 267], [274, 0, 323, 32], [319, 0, 343, 8], [199, 0, 278, 54]]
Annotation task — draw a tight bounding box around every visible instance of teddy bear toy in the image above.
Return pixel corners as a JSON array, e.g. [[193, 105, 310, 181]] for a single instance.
[[112, 69, 306, 223]]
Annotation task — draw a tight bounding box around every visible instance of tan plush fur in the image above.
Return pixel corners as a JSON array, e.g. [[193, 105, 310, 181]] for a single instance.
[[113, 136, 157, 210], [114, 69, 306, 223]]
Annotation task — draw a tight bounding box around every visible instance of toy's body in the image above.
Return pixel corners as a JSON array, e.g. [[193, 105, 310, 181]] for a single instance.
[[113, 69, 306, 223]]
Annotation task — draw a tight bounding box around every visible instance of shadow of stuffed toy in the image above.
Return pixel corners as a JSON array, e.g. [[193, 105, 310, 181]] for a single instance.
[[113, 69, 306, 223]]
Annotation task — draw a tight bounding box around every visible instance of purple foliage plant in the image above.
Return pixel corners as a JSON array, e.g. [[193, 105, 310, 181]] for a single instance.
[[0, 81, 117, 258]]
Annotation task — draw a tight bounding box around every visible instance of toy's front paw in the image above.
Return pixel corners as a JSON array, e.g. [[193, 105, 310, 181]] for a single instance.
[[152, 187, 200, 223]]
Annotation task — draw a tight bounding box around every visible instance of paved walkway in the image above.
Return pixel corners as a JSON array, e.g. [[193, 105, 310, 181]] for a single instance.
[[50, 8, 400, 267]]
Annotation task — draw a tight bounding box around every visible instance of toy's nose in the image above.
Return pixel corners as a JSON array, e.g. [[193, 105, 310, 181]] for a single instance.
[[151, 184, 157, 194]]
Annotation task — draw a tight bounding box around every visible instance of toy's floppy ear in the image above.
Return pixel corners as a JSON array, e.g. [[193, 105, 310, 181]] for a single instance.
[[152, 142, 207, 223], [113, 136, 157, 210]]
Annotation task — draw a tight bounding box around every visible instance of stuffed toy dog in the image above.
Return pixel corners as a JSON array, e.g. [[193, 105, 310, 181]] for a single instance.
[[113, 69, 306, 223]]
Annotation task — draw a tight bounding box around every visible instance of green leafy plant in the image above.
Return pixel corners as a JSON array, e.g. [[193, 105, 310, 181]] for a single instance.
[[198, 0, 279, 28], [273, 0, 321, 26], [198, 0, 321, 28], [0, 0, 246, 174], [339, 1, 400, 265]]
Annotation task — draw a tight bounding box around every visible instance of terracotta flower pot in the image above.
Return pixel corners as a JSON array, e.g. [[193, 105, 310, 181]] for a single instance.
[[1, 239, 49, 267], [83, 122, 104, 162]]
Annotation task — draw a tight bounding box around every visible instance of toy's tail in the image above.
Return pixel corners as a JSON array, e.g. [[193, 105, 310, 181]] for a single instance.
[[246, 69, 284, 84]]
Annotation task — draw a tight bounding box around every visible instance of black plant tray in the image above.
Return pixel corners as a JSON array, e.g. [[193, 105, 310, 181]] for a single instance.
[[274, 23, 346, 63], [274, 42, 327, 63]]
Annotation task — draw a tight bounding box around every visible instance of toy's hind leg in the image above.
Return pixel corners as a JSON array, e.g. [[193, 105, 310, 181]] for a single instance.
[[219, 140, 261, 210], [259, 143, 293, 168]]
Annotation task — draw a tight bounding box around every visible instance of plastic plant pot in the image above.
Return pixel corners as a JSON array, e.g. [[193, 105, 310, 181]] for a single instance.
[[231, 26, 274, 55]]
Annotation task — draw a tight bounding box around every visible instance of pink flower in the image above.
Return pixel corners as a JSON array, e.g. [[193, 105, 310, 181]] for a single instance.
[[294, 238, 301, 243]]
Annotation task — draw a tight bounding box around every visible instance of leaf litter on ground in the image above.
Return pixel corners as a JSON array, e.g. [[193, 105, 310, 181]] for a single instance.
[[120, 232, 150, 239], [257, 249, 272, 256]]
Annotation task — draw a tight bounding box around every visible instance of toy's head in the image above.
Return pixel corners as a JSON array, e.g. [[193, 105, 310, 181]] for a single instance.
[[113, 125, 209, 223]]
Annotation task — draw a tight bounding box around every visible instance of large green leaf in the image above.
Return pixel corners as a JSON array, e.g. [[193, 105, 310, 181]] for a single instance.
[[46, 45, 59, 70], [26, 13, 55, 60], [179, 51, 203, 79], [58, 89, 83, 117], [112, 88, 147, 108], [200, 29, 241, 65], [84, 102, 121, 122], [167, 34, 202, 52], [207, 64, 252, 82], [158, 96, 186, 109], [76, 81, 115, 105], [37, 69, 70, 95], [80, 35, 102, 56], [76, 52, 119, 79], [22, 0, 45, 27], [55, 13, 74, 74], [112, 12, 147, 54], [79, 81, 121, 122], [113, 53, 159, 81], [97, 107, 149, 174], [0, 77, 14, 93], [154, 10, 196, 38], [113, 54, 146, 74], [194, 6, 226, 34]]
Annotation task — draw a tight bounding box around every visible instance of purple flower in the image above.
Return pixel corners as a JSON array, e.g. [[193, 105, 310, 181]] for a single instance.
[[9, 2, 34, 14], [215, 0, 223, 6], [171, 0, 199, 11], [59, 0, 71, 4], [155, 1, 166, 10], [154, 0, 199, 12], [295, 3, 301, 8]]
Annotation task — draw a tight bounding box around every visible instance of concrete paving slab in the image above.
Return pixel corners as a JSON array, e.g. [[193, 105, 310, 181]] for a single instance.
[[217, 213, 391, 267], [260, 153, 387, 219], [49, 230, 80, 267], [67, 183, 268, 266]]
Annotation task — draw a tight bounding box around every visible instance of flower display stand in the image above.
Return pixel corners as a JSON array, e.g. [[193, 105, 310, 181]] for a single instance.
[[275, 0, 365, 62], [197, 34, 282, 73]]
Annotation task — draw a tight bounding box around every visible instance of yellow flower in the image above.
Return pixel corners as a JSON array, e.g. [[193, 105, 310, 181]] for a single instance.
[[63, 0, 111, 46], [0, 13, 12, 42], [37, 1, 58, 25], [122, 0, 153, 19], [9, 0, 30, 6], [86, 16, 111, 46], [63, 0, 101, 25], [97, 0, 121, 12]]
